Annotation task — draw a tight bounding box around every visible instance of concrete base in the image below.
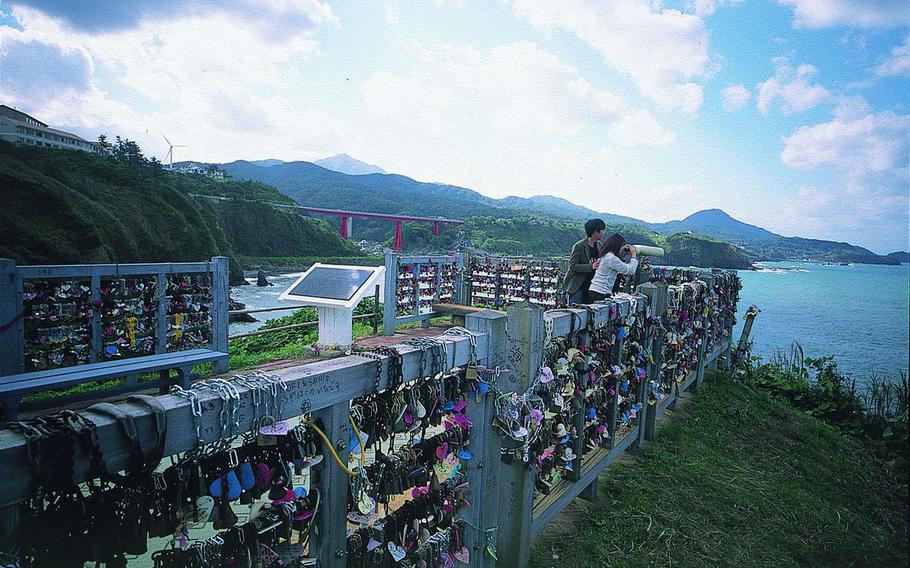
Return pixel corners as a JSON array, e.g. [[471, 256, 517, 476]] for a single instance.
[[317, 306, 353, 349]]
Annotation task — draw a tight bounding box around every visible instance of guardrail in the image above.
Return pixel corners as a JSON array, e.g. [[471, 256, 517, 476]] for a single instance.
[[0, 257, 229, 376], [465, 254, 567, 309], [382, 253, 464, 336], [0, 268, 739, 567]]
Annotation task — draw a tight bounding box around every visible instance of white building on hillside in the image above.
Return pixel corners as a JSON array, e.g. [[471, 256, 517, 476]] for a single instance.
[[0, 105, 95, 153], [174, 162, 225, 179]]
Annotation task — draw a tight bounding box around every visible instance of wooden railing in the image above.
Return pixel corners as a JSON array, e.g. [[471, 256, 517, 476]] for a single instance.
[[0, 269, 739, 567]]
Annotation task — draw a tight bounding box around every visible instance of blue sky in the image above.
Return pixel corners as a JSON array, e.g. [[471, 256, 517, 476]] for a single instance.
[[1, 1, 908, 252]]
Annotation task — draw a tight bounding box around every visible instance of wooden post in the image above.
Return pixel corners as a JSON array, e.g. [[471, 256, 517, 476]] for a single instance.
[[498, 301, 544, 568], [635, 284, 656, 447], [211, 256, 229, 373], [0, 505, 19, 554], [578, 308, 598, 499], [609, 315, 624, 449], [634, 333, 650, 449], [733, 307, 759, 368], [464, 310, 508, 568], [382, 253, 397, 336], [570, 317, 588, 484], [644, 283, 668, 442], [312, 402, 351, 567], [372, 284, 380, 336], [692, 329, 707, 393], [0, 259, 20, 376]]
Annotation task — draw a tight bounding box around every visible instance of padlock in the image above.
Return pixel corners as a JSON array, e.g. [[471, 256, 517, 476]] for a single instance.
[[257, 415, 280, 446]]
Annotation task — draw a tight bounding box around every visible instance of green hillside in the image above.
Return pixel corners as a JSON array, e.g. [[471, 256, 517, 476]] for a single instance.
[[221, 159, 895, 267], [0, 142, 361, 282], [649, 209, 897, 265]]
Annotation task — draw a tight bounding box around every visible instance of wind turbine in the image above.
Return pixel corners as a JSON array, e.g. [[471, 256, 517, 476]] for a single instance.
[[162, 133, 185, 170]]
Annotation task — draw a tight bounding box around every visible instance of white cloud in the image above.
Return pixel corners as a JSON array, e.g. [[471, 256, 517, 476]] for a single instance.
[[757, 56, 831, 115], [781, 108, 910, 172], [0, 4, 346, 162], [354, 41, 677, 212], [608, 110, 676, 147], [385, 5, 400, 25], [778, 105, 910, 249], [688, 0, 743, 18], [778, 0, 910, 29], [361, 41, 644, 139], [511, 0, 716, 115], [721, 84, 751, 111], [874, 35, 910, 77]]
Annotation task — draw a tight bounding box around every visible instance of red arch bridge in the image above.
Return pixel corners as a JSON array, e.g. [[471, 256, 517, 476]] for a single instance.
[[298, 207, 464, 252]]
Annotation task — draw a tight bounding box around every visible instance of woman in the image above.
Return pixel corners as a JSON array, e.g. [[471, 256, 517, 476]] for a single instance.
[[588, 233, 638, 301]]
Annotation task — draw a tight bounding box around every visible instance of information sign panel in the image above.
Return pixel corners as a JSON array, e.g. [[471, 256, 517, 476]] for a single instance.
[[279, 263, 384, 310], [286, 267, 375, 301]]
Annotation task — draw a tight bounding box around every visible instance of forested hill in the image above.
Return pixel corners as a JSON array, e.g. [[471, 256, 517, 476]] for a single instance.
[[649, 209, 898, 265], [0, 143, 361, 283], [220, 160, 895, 266]]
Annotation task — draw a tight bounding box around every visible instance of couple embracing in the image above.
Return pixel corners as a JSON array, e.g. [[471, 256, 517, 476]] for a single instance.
[[562, 219, 639, 305]]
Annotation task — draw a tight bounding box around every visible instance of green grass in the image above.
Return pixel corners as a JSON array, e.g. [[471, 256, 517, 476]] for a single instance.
[[531, 372, 908, 568]]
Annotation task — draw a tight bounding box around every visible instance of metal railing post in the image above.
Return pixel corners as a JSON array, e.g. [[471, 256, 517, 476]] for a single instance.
[[382, 253, 397, 336], [211, 256, 229, 373], [0, 259, 20, 376]]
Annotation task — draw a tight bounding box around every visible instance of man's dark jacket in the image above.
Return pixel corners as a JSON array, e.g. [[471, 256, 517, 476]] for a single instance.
[[562, 238, 599, 294]]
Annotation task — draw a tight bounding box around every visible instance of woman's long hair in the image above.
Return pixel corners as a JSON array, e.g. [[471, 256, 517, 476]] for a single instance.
[[600, 233, 626, 258]]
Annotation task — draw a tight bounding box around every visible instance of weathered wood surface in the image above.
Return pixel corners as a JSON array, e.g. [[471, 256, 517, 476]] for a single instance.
[[530, 424, 639, 537], [0, 332, 487, 508], [432, 303, 489, 317], [0, 349, 221, 389], [313, 401, 351, 566], [497, 302, 544, 568], [464, 310, 508, 568]]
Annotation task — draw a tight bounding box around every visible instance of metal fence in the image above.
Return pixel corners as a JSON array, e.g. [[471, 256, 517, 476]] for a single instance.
[[0, 257, 229, 377], [382, 253, 464, 336]]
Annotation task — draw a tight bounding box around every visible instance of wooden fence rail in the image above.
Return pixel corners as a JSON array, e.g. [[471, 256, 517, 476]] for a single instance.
[[0, 269, 739, 568]]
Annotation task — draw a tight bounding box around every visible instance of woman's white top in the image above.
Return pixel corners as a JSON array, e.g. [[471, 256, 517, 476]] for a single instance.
[[589, 252, 639, 295]]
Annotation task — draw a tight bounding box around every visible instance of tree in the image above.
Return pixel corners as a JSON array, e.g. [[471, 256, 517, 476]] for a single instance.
[[96, 134, 111, 157]]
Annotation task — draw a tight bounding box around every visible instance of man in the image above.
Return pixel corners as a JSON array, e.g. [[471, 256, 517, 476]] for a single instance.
[[562, 218, 605, 304]]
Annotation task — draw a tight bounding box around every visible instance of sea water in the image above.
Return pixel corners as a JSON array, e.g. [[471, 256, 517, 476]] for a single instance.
[[735, 261, 909, 386], [229, 272, 307, 336]]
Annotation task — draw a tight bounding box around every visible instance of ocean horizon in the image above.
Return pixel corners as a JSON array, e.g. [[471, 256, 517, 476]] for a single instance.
[[735, 260, 909, 386]]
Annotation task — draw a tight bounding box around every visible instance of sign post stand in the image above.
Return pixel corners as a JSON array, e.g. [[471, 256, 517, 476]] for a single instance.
[[279, 263, 385, 349]]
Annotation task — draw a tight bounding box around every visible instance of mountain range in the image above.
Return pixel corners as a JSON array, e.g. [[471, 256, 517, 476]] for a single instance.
[[218, 158, 898, 266]]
